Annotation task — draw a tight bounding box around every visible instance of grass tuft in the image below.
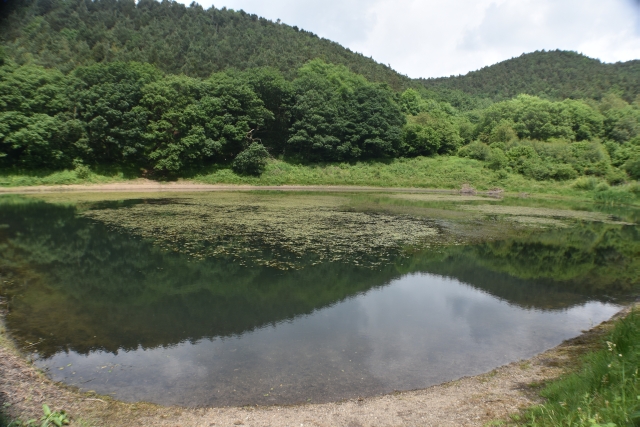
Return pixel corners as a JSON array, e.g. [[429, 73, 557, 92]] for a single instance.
[[523, 310, 640, 426]]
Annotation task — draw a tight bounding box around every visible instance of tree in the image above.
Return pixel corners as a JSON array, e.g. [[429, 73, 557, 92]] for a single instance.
[[403, 113, 462, 156], [72, 61, 162, 166], [140, 73, 271, 172], [287, 60, 405, 161], [232, 142, 270, 175]]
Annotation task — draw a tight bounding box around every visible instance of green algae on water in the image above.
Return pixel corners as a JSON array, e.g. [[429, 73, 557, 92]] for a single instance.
[[81, 193, 439, 270]]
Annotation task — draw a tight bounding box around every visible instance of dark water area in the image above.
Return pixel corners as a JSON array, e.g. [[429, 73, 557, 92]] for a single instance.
[[0, 196, 638, 406]]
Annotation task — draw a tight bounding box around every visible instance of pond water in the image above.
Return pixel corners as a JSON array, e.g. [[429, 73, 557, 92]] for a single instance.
[[0, 193, 637, 406]]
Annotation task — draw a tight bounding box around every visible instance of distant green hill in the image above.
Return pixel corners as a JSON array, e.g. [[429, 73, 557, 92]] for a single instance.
[[418, 50, 640, 102], [0, 0, 410, 89], [2, 1, 638, 102]]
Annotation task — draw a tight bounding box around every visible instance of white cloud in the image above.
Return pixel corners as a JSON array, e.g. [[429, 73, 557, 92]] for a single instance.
[[176, 0, 640, 78]]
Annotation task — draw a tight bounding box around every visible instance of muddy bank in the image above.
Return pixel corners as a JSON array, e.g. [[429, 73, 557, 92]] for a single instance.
[[1, 304, 633, 427]]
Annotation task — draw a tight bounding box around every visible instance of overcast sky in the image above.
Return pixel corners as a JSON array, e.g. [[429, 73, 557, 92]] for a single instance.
[[175, 0, 640, 79]]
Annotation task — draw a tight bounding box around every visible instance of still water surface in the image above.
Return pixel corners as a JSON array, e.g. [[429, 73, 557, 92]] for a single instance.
[[0, 195, 635, 406]]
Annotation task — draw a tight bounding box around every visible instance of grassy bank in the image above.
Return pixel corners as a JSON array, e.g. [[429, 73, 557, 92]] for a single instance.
[[2, 156, 639, 205], [521, 309, 640, 427]]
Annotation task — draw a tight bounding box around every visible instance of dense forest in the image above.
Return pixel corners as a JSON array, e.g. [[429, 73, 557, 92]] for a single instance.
[[420, 50, 640, 103], [0, 0, 409, 87], [0, 0, 639, 183]]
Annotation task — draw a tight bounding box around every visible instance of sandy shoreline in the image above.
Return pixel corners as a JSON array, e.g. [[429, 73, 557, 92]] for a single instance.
[[0, 180, 490, 195], [1, 305, 631, 427]]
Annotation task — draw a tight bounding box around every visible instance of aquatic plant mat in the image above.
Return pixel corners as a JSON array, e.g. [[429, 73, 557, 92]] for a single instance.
[[80, 193, 440, 270]]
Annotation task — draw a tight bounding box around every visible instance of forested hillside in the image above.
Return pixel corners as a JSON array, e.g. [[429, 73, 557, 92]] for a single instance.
[[0, 0, 409, 89], [0, 0, 638, 192], [419, 50, 640, 102]]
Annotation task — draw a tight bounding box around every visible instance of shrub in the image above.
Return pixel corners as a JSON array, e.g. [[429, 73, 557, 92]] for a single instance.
[[488, 120, 518, 144], [521, 159, 553, 181], [402, 123, 441, 156], [495, 169, 509, 180], [403, 113, 462, 156], [572, 176, 599, 190], [486, 148, 508, 170], [458, 141, 491, 160], [232, 143, 270, 176], [624, 152, 640, 180], [550, 164, 578, 181], [606, 168, 628, 185]]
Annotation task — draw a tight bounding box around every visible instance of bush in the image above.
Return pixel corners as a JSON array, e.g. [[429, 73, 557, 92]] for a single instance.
[[624, 152, 640, 180], [572, 176, 599, 190], [550, 163, 578, 181], [402, 123, 441, 156], [232, 143, 270, 176], [486, 147, 508, 170], [606, 168, 628, 185], [488, 120, 518, 144], [403, 113, 462, 156], [458, 141, 491, 160], [521, 159, 553, 181]]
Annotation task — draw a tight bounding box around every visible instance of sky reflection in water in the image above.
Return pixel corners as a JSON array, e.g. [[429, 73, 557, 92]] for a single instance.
[[41, 273, 619, 406]]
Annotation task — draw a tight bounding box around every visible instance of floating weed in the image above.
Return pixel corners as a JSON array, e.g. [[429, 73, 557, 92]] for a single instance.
[[82, 193, 439, 270], [459, 205, 627, 224]]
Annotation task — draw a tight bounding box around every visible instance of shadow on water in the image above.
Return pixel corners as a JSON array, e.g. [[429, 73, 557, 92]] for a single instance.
[[0, 196, 637, 405]]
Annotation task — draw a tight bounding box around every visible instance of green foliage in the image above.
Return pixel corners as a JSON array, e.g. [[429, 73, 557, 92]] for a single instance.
[[0, 64, 79, 168], [476, 95, 604, 142], [232, 67, 294, 152], [524, 311, 640, 427], [1, 404, 68, 427], [458, 127, 627, 182], [599, 94, 640, 143], [486, 148, 509, 170], [232, 142, 270, 176], [420, 50, 640, 102], [402, 113, 461, 156], [0, 0, 409, 89], [593, 184, 639, 206], [141, 73, 271, 172], [458, 141, 491, 160], [399, 89, 425, 116], [624, 151, 640, 180], [40, 405, 69, 427], [287, 60, 405, 161], [0, 0, 638, 186], [572, 176, 599, 190], [71, 61, 162, 166]]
